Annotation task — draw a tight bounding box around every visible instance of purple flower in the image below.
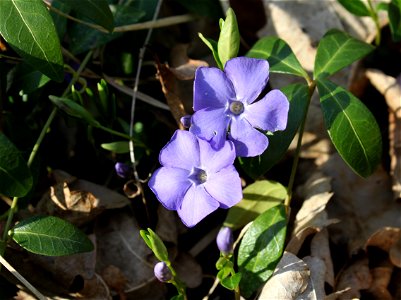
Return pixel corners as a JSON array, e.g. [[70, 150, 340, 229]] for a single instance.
[[148, 130, 242, 227], [154, 261, 172, 282], [190, 57, 289, 157], [115, 162, 132, 178], [216, 227, 234, 254], [180, 115, 192, 128]]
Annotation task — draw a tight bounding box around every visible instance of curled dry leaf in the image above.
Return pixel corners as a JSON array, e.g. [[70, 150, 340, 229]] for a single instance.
[[365, 227, 401, 252], [389, 235, 401, 268], [311, 229, 335, 287], [302, 256, 326, 300], [366, 260, 394, 300], [365, 68, 401, 200], [258, 252, 310, 300], [335, 257, 372, 299], [36, 170, 129, 226]]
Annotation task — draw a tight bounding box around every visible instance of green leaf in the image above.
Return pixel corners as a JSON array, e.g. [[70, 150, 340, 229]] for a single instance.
[[140, 228, 169, 262], [224, 180, 286, 230], [317, 79, 382, 177], [49, 95, 101, 127], [240, 83, 309, 178], [238, 204, 287, 298], [338, 0, 371, 16], [0, 133, 33, 197], [101, 141, 130, 153], [59, 0, 114, 31], [0, 0, 64, 82], [198, 33, 222, 69], [217, 8, 240, 67], [247, 37, 308, 78], [9, 64, 50, 94], [314, 29, 374, 79], [388, 0, 401, 41], [221, 272, 242, 290], [10, 215, 94, 256]]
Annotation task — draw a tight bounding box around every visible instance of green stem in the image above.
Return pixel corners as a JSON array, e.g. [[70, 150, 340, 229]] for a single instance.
[[367, 0, 381, 46], [0, 50, 93, 245], [166, 261, 187, 298], [284, 81, 316, 208]]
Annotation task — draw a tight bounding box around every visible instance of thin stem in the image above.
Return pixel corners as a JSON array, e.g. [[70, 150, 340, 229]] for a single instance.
[[98, 125, 135, 141], [0, 255, 48, 300], [367, 0, 381, 46], [284, 81, 316, 208]]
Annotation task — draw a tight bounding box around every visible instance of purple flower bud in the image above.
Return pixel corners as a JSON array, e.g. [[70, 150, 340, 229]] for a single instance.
[[154, 261, 172, 282], [216, 227, 233, 254], [180, 115, 192, 128], [115, 162, 132, 178]]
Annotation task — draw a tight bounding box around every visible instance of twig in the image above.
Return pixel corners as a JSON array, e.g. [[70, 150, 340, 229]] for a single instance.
[[114, 14, 196, 32], [0, 255, 48, 300]]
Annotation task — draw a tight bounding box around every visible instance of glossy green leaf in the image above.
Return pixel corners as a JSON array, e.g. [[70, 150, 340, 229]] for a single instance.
[[198, 33, 222, 69], [240, 83, 309, 178], [101, 141, 129, 153], [238, 204, 287, 298], [217, 8, 240, 67], [0, 0, 64, 82], [388, 0, 401, 41], [314, 29, 374, 79], [224, 180, 286, 230], [59, 0, 114, 31], [338, 0, 370, 16], [247, 37, 308, 78], [10, 215, 94, 256], [317, 79, 382, 177], [221, 272, 242, 290], [49, 95, 101, 127], [0, 133, 33, 197]]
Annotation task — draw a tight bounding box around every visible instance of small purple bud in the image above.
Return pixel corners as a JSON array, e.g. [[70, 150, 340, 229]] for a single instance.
[[180, 115, 192, 128], [216, 227, 233, 254], [154, 261, 172, 282], [115, 162, 132, 178]]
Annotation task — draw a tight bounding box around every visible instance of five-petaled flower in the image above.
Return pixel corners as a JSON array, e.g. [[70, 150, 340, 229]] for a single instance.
[[148, 130, 242, 227], [190, 57, 289, 157]]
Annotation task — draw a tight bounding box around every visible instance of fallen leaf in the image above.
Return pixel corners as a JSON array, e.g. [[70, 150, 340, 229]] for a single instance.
[[258, 251, 310, 300], [101, 265, 127, 299], [302, 256, 326, 300], [389, 235, 401, 267], [366, 260, 393, 300], [335, 257, 372, 299], [365, 227, 401, 252], [311, 229, 335, 287]]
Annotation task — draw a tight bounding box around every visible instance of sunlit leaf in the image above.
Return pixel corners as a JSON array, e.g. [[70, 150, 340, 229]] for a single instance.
[[338, 0, 370, 16], [198, 33, 222, 69], [0, 133, 33, 197], [314, 29, 374, 79], [247, 37, 308, 78], [0, 0, 64, 81], [238, 204, 287, 298], [317, 79, 382, 177], [224, 180, 286, 230], [10, 215, 94, 256], [240, 83, 309, 178], [217, 8, 240, 67]]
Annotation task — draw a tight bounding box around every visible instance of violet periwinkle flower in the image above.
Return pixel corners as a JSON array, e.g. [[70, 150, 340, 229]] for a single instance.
[[115, 162, 132, 178], [154, 261, 172, 282], [148, 130, 242, 227], [190, 57, 289, 157], [216, 227, 234, 254]]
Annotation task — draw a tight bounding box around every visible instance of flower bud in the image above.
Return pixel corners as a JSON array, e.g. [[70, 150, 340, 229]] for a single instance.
[[216, 227, 233, 254], [115, 162, 131, 178], [180, 115, 192, 128], [154, 261, 172, 282]]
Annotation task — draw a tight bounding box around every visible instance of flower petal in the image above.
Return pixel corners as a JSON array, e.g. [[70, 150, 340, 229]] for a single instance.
[[177, 185, 219, 227], [229, 117, 269, 157], [148, 167, 191, 210], [198, 138, 236, 173], [224, 57, 269, 104], [245, 89, 289, 132], [159, 130, 200, 170], [190, 107, 230, 150], [204, 165, 242, 209], [194, 67, 235, 111]]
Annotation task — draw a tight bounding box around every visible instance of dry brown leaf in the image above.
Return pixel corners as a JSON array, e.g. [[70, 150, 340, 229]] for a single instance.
[[311, 229, 335, 287], [365, 227, 401, 252], [389, 235, 401, 267], [94, 211, 156, 294], [366, 260, 393, 300], [324, 288, 351, 300], [286, 227, 319, 255], [335, 257, 372, 299], [321, 154, 401, 254], [365, 69, 401, 200], [101, 265, 127, 300], [302, 256, 326, 300], [258, 252, 310, 299]]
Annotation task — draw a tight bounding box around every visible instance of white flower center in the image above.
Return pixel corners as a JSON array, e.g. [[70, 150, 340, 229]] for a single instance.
[[229, 101, 244, 115]]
